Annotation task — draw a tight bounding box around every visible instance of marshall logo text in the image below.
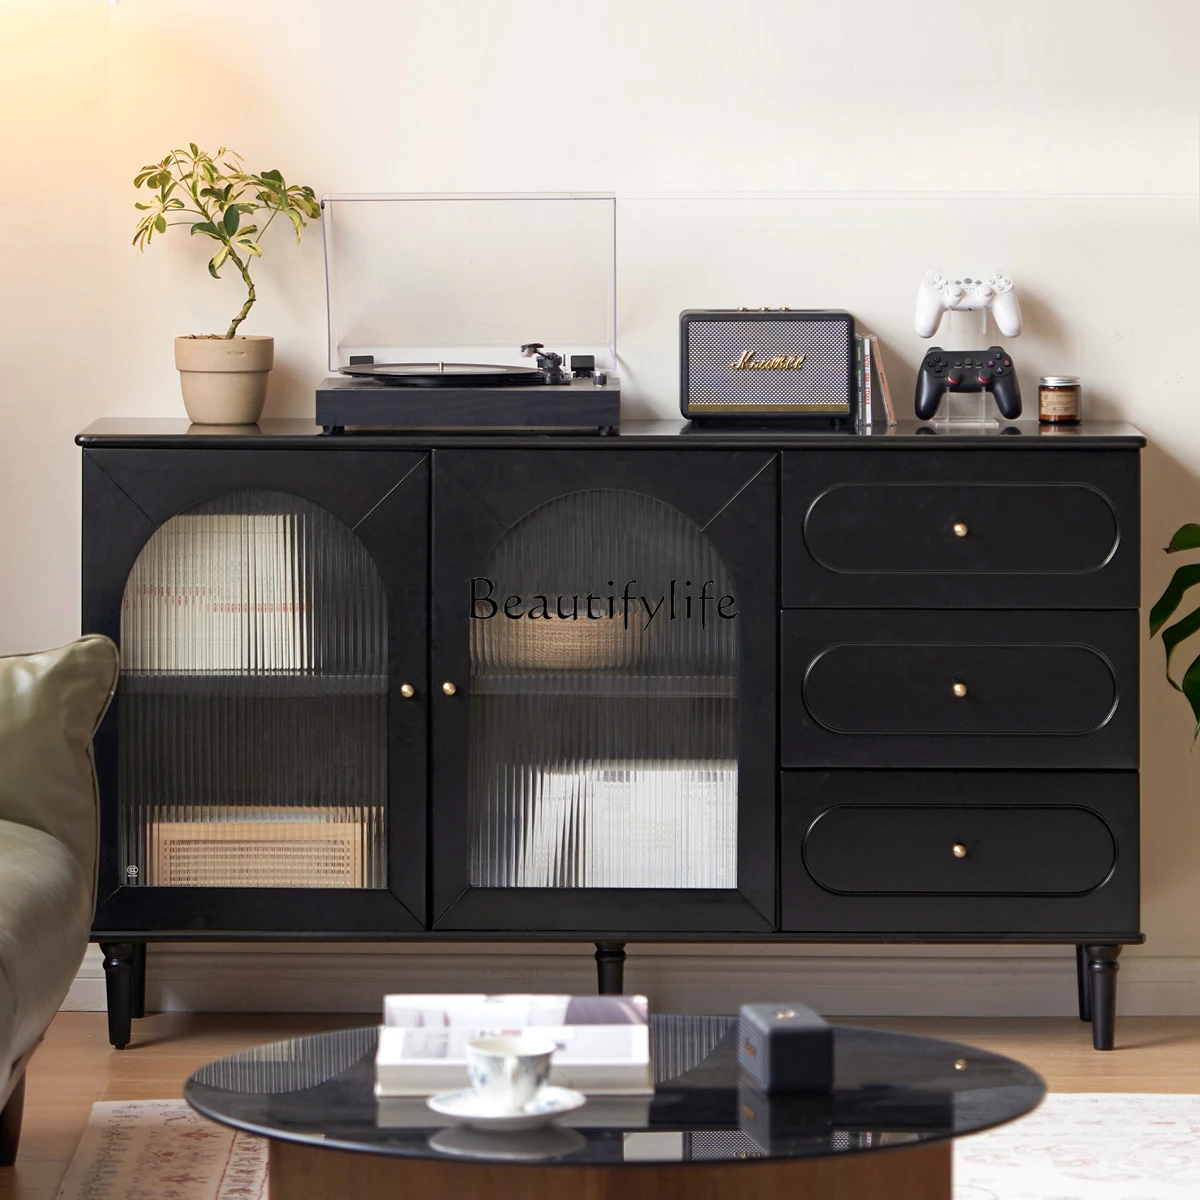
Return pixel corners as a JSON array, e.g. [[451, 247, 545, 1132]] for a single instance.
[[732, 350, 806, 370], [471, 578, 737, 630]]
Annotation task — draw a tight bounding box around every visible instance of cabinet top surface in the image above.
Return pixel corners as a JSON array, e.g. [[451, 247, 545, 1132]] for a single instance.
[[77, 418, 1145, 449]]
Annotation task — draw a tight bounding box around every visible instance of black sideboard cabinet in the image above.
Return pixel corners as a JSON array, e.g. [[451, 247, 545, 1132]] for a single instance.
[[78, 419, 1145, 1051]]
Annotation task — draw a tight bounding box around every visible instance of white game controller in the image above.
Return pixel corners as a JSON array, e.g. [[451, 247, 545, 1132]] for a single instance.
[[915, 270, 1022, 338]]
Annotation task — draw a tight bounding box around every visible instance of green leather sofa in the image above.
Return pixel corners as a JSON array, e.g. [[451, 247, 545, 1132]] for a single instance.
[[0, 636, 119, 1164]]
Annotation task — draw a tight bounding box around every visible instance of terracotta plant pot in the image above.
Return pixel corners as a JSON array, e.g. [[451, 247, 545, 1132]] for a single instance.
[[174, 335, 274, 425]]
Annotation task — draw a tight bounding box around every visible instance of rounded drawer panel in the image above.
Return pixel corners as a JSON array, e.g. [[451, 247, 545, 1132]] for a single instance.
[[802, 804, 1116, 895], [803, 482, 1118, 576], [802, 642, 1117, 736]]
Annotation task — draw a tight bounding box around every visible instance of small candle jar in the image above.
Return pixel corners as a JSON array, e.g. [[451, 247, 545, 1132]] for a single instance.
[[1039, 376, 1081, 425]]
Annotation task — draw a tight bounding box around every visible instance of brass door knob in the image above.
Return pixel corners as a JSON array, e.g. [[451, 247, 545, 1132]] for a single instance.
[[442, 681, 457, 696], [952, 843, 968, 859], [952, 522, 969, 537], [952, 682, 968, 698], [399, 683, 415, 699]]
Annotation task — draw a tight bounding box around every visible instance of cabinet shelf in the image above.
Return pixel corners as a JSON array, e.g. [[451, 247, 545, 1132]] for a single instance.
[[471, 673, 737, 698], [121, 673, 388, 698]]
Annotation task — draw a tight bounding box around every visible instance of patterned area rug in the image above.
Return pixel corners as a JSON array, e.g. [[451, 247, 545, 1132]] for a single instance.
[[52, 1094, 1200, 1199], [55, 1101, 265, 1200], [955, 1094, 1200, 1200]]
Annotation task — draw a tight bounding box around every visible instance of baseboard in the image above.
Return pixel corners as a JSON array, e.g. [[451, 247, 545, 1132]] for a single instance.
[[64, 943, 1200, 1017]]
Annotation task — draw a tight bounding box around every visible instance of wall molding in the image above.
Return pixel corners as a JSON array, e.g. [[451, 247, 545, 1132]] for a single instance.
[[66, 944, 1200, 1017]]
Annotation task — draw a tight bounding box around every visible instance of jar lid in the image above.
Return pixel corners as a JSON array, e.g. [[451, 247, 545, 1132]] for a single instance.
[[1040, 376, 1080, 386]]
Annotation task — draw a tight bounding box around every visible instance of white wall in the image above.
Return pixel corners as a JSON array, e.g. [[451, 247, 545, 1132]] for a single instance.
[[6, 0, 1200, 1015]]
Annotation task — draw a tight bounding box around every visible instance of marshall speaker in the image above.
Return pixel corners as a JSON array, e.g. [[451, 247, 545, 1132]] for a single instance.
[[680, 309, 856, 421]]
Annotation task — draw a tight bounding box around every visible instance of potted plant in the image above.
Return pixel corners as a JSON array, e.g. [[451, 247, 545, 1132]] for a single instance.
[[133, 145, 319, 425], [1150, 522, 1200, 737]]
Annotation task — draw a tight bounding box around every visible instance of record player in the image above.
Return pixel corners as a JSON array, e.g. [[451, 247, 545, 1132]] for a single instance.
[[316, 194, 620, 433]]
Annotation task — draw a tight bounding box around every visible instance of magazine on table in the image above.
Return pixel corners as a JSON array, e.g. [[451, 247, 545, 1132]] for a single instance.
[[374, 993, 653, 1097]]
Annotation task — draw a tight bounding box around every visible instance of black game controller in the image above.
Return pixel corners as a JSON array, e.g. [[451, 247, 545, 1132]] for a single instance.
[[914, 346, 1021, 421]]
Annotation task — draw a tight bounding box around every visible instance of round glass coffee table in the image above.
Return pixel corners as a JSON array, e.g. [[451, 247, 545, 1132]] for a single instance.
[[185, 1015, 1043, 1200]]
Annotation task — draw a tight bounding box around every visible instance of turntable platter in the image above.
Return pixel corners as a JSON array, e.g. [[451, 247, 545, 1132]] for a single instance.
[[340, 362, 545, 388]]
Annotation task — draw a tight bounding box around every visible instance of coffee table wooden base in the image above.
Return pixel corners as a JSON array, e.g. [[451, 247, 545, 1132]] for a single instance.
[[268, 1137, 951, 1200]]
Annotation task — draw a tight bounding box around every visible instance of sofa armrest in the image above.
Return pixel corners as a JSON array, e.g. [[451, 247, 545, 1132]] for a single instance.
[[0, 636, 119, 910]]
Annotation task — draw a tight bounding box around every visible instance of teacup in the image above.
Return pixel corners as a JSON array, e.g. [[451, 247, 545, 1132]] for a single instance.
[[464, 1034, 557, 1113]]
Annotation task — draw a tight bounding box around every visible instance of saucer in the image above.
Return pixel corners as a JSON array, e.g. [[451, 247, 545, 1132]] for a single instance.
[[426, 1085, 587, 1132], [429, 1124, 587, 1161]]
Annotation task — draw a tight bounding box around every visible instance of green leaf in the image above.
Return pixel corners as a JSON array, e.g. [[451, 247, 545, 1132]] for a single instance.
[[190, 221, 221, 238], [1161, 606, 1200, 688], [223, 206, 240, 236], [1166, 524, 1200, 553], [166, 198, 185, 209], [189, 142, 199, 156], [134, 201, 153, 210], [154, 215, 167, 234], [208, 245, 230, 278], [1151, 564, 1200, 637], [261, 168, 283, 183], [285, 207, 303, 240], [1179, 650, 1200, 741], [236, 239, 262, 256], [133, 170, 156, 187]]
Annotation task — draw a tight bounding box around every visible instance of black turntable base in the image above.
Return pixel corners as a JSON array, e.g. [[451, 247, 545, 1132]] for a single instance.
[[316, 366, 621, 433]]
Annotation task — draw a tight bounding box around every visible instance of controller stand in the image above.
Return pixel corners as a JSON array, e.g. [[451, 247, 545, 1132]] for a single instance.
[[930, 311, 998, 428]]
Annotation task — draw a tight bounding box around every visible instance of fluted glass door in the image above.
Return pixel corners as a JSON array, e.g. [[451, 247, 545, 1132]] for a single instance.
[[118, 491, 388, 889], [469, 489, 738, 889], [431, 449, 777, 932]]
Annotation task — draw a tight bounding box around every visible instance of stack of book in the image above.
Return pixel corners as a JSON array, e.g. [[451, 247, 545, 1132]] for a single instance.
[[374, 993, 654, 1128], [854, 334, 898, 429]]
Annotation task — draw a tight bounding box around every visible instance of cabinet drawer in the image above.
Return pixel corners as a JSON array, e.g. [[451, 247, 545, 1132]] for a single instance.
[[782, 450, 1139, 608], [781, 771, 1139, 936], [781, 610, 1138, 768], [803, 805, 1115, 895]]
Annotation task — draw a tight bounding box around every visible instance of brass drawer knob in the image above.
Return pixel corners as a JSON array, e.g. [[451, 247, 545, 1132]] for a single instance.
[[399, 683, 415, 699], [952, 682, 968, 698], [442, 681, 457, 696], [952, 843, 968, 859], [952, 522, 969, 537]]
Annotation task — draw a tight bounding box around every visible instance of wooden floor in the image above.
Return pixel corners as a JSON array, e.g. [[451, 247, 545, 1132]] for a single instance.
[[5, 1012, 1200, 1199]]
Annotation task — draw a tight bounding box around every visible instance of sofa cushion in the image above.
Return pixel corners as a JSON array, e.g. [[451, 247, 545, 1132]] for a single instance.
[[0, 635, 118, 1085], [0, 821, 93, 1078]]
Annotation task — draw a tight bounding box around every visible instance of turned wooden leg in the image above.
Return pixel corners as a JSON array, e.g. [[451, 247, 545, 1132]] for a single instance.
[[1084, 944, 1122, 1051], [100, 941, 136, 1050], [0, 1072, 26, 1166], [594, 942, 626, 995], [130, 942, 147, 1020], [1076, 944, 1092, 1022]]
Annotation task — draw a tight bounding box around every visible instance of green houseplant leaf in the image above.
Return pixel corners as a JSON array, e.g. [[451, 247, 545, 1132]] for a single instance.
[[1166, 524, 1200, 553], [1150, 523, 1200, 739], [1149, 563, 1200, 637]]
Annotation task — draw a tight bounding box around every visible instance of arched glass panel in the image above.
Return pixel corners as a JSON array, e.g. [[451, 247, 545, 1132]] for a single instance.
[[469, 489, 738, 889], [119, 491, 388, 888]]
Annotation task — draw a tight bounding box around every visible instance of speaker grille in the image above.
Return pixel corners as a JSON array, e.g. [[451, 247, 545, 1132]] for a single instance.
[[685, 316, 853, 414]]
